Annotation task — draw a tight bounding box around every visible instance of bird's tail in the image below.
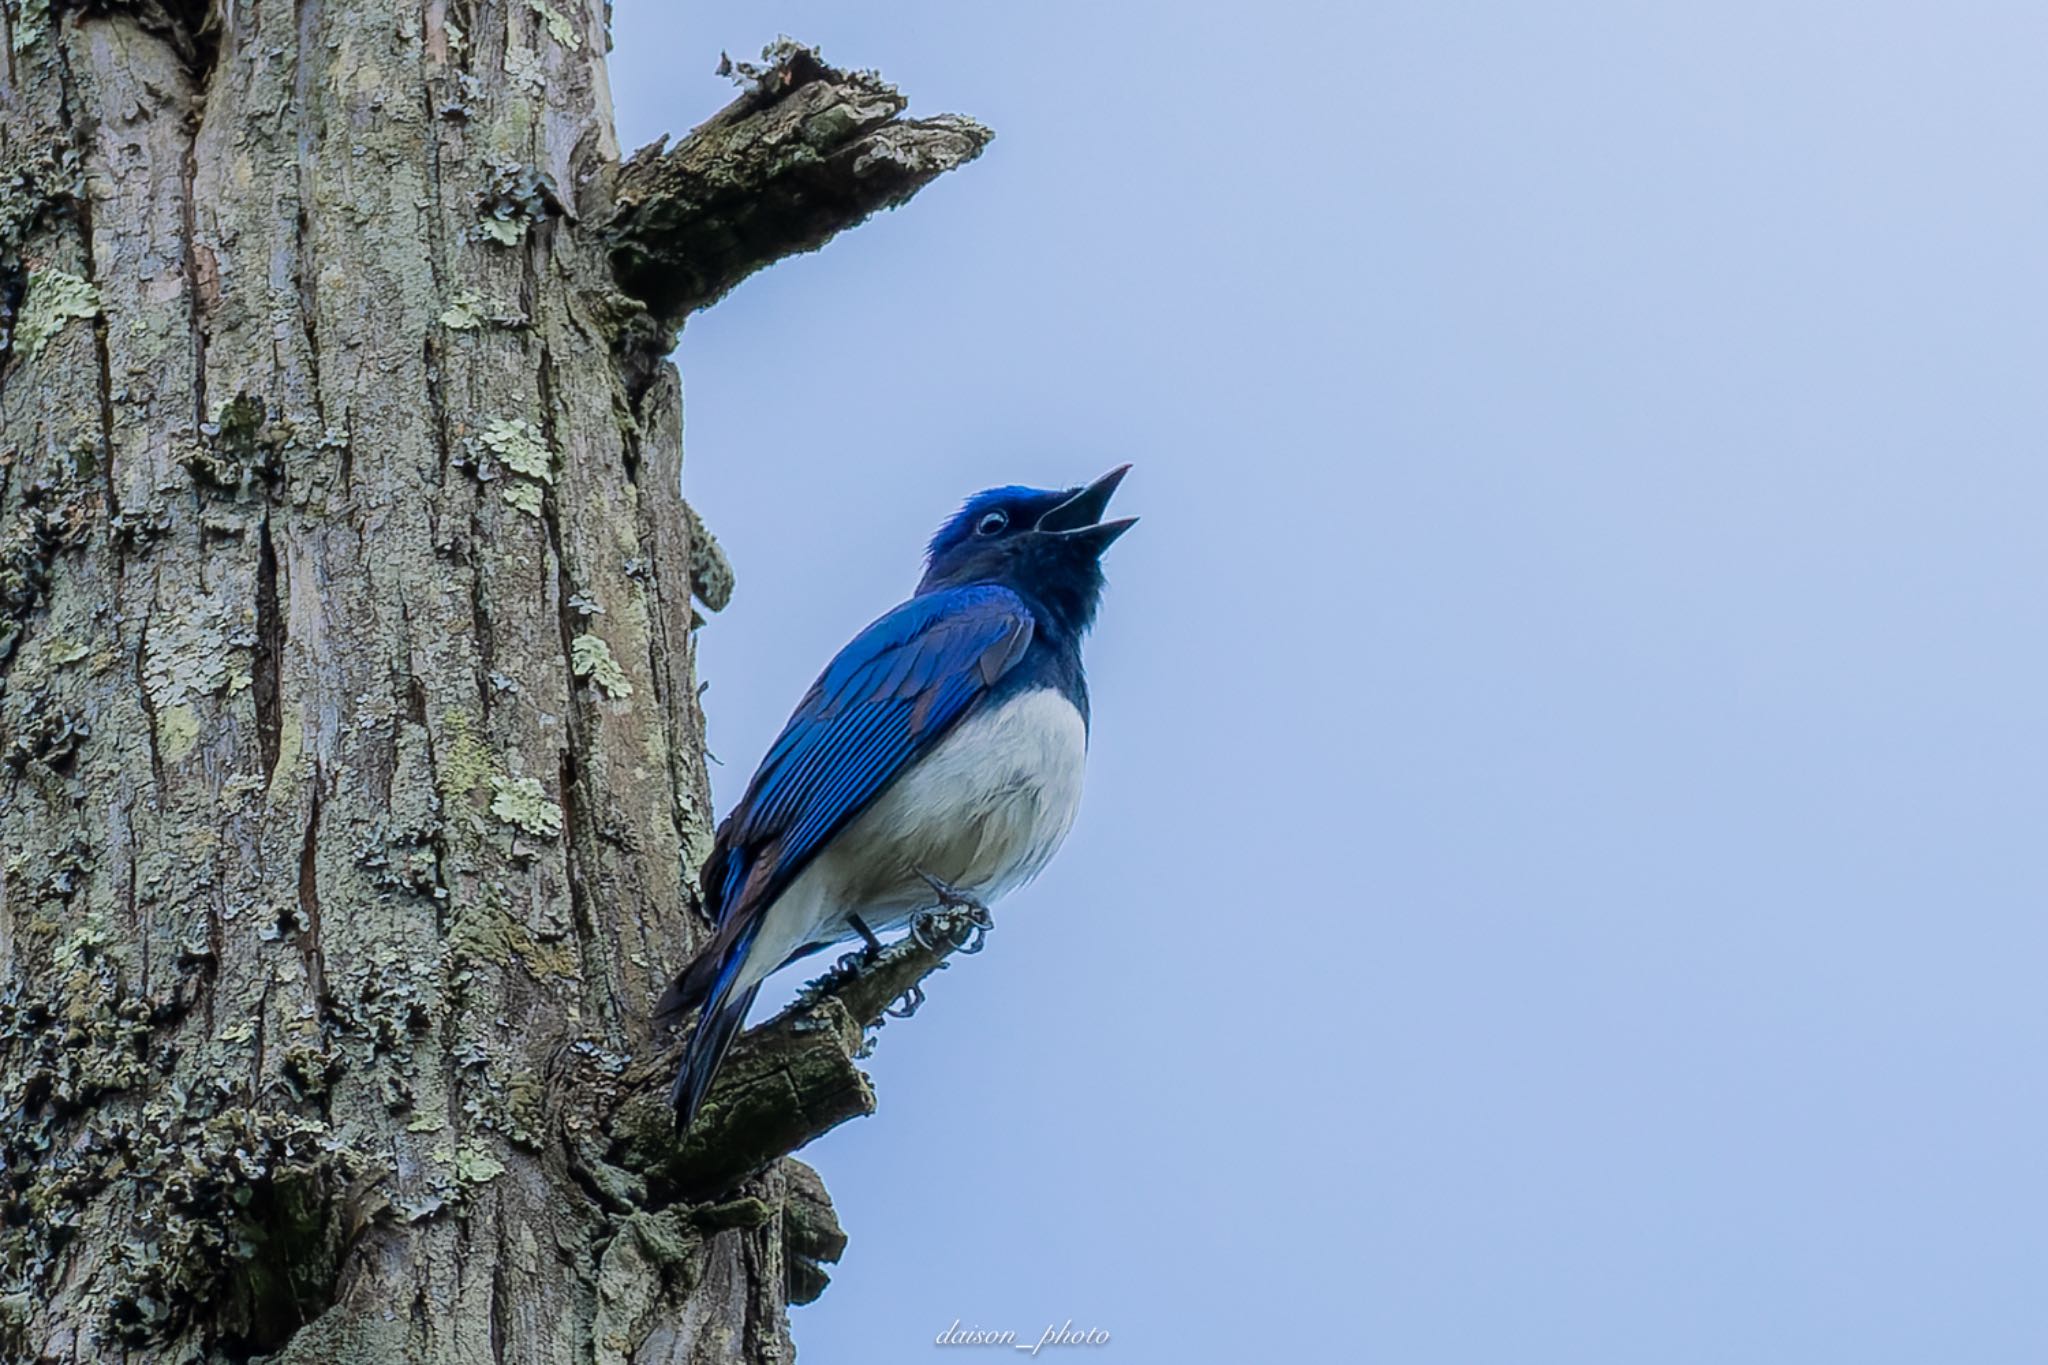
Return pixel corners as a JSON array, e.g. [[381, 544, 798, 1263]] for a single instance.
[[663, 918, 763, 1132]]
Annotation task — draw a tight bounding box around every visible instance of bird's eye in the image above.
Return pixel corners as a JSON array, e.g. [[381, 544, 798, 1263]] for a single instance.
[[976, 510, 1009, 537]]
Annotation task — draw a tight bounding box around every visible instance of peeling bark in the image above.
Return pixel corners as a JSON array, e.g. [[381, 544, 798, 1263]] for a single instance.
[[0, 7, 981, 1360]]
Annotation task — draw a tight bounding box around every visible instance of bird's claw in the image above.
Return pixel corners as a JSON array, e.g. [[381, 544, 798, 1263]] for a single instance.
[[884, 983, 925, 1019], [910, 866, 993, 951], [951, 905, 994, 955], [913, 867, 988, 915], [909, 901, 995, 955]]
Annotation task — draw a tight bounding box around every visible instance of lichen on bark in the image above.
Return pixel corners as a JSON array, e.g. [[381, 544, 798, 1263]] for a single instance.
[[11, 267, 98, 359]]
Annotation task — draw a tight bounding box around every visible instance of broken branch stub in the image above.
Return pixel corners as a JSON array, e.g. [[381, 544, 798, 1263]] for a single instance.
[[611, 912, 985, 1202], [603, 42, 993, 329]]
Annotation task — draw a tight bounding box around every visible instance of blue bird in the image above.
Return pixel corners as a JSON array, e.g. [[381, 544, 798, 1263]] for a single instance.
[[656, 466, 1136, 1129]]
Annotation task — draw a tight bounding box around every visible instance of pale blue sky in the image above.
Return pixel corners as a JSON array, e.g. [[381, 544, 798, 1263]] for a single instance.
[[611, 3, 2047, 1360]]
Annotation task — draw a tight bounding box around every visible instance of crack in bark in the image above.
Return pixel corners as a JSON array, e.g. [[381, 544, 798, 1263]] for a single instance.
[[291, 0, 324, 426], [179, 81, 208, 431], [534, 343, 623, 1034], [418, 24, 452, 495], [78, 200, 123, 530], [488, 1202, 510, 1365], [404, 666, 452, 940], [295, 762, 327, 1009], [334, 413, 353, 500], [423, 334, 452, 500], [252, 974, 273, 1105], [467, 506, 495, 716], [639, 553, 694, 888], [629, 393, 705, 916], [134, 600, 167, 792], [556, 741, 620, 1042], [123, 850, 142, 984], [253, 512, 284, 782]]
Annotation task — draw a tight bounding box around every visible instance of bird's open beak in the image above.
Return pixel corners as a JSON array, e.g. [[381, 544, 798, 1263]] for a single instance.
[[1038, 464, 1137, 550]]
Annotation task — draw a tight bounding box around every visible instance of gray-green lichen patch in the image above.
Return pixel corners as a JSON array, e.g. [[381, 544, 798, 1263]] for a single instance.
[[437, 289, 525, 331], [502, 480, 544, 516], [683, 503, 734, 613], [142, 591, 252, 709], [571, 633, 633, 699], [14, 268, 97, 359], [5, 0, 50, 54], [281, 1043, 342, 1102], [482, 417, 553, 516], [474, 160, 562, 246], [108, 494, 178, 552], [451, 1144, 505, 1183], [489, 775, 562, 840], [502, 43, 544, 97], [525, 0, 581, 50], [0, 144, 78, 244], [0, 937, 365, 1353], [1, 461, 100, 672], [97, 1109, 361, 1349], [318, 952, 438, 1111], [478, 214, 527, 247], [0, 151, 80, 347], [481, 417, 553, 482], [186, 393, 288, 493], [0, 519, 53, 669], [437, 292, 487, 330], [0, 974, 155, 1280], [3, 689, 89, 773], [430, 707, 498, 806], [447, 884, 577, 987], [356, 826, 446, 901]]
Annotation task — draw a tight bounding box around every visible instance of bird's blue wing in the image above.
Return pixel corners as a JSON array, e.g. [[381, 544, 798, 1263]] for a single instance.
[[710, 583, 1035, 928], [658, 585, 1034, 1125]]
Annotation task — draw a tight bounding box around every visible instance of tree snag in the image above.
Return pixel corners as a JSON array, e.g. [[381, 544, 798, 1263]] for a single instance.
[[0, 6, 986, 1359]]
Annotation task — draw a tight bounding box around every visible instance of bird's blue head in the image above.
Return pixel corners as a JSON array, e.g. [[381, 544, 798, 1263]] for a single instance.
[[917, 465, 1136, 636]]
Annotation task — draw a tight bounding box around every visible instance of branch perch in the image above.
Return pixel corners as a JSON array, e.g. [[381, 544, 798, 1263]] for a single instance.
[[606, 909, 988, 1202], [602, 40, 993, 329]]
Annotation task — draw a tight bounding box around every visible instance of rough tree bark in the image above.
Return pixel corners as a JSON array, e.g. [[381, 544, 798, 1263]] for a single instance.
[[0, 4, 985, 1360]]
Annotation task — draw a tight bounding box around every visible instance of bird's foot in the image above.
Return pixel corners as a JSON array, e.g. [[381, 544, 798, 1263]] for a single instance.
[[909, 894, 995, 957], [910, 867, 992, 954], [884, 982, 926, 1019], [834, 914, 888, 977]]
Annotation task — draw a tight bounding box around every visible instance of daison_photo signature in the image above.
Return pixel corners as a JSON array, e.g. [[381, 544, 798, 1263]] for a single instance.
[[936, 1320, 1113, 1354]]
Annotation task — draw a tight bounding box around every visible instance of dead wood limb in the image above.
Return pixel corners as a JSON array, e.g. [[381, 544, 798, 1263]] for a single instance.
[[602, 40, 992, 330], [607, 910, 987, 1202]]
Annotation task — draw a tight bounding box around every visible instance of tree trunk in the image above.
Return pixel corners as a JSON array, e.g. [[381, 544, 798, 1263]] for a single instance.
[[0, 5, 983, 1360]]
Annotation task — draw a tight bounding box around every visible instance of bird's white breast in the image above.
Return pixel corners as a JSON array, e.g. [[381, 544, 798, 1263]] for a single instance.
[[855, 685, 1088, 900], [738, 687, 1089, 990]]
